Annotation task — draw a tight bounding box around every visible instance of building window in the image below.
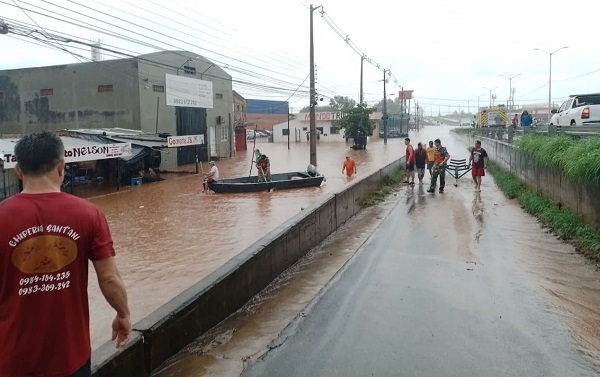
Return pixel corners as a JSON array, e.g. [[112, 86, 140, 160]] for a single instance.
[[98, 85, 113, 93], [152, 85, 165, 92], [302, 127, 307, 131], [40, 88, 54, 96], [221, 126, 228, 141], [236, 104, 240, 111], [216, 93, 223, 100], [242, 105, 245, 111], [330, 126, 340, 134], [183, 66, 196, 75], [282, 129, 289, 136], [0, 92, 4, 101]]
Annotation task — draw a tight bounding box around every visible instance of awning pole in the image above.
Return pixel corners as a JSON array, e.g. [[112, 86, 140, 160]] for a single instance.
[[195, 145, 199, 174], [116, 159, 120, 191]]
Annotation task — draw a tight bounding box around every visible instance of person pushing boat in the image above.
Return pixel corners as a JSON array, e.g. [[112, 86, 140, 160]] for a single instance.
[[254, 149, 272, 182]]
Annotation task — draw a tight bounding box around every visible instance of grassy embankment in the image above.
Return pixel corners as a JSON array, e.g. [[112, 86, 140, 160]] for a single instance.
[[488, 134, 600, 264], [362, 167, 405, 207]]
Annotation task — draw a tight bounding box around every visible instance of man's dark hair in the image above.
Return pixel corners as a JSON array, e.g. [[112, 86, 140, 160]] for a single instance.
[[475, 140, 482, 145], [434, 138, 441, 144], [404, 138, 410, 142], [14, 132, 64, 176]]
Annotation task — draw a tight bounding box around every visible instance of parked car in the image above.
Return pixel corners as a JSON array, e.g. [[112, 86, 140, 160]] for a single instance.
[[549, 93, 600, 126]]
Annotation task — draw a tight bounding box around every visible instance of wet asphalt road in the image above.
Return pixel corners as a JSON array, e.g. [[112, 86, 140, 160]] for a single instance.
[[242, 182, 598, 376]]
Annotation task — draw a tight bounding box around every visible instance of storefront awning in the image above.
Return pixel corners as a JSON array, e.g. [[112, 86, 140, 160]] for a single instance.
[[1, 136, 132, 169]]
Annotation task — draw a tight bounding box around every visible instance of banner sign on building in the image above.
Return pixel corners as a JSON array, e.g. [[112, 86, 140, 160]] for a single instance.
[[299, 111, 345, 121], [2, 143, 133, 169], [165, 73, 213, 109], [399, 90, 414, 100], [167, 134, 205, 147]]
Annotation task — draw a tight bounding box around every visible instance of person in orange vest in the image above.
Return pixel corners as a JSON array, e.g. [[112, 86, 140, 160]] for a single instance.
[[342, 156, 357, 178]]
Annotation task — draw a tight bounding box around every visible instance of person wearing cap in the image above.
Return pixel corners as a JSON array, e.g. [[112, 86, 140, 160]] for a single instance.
[[254, 149, 272, 182], [342, 155, 357, 178], [202, 161, 219, 193]]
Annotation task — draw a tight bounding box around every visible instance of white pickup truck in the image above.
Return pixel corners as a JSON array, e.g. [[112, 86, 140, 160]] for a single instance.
[[549, 93, 600, 126]]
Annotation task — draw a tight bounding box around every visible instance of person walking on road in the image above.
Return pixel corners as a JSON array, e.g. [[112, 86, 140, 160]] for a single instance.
[[414, 142, 428, 184], [426, 141, 436, 177], [469, 140, 488, 192], [342, 156, 357, 178], [403, 137, 416, 185], [0, 132, 131, 377], [427, 138, 450, 194]]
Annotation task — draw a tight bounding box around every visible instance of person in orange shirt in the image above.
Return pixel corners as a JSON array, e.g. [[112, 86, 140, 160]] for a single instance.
[[342, 156, 357, 177], [426, 140, 436, 177]]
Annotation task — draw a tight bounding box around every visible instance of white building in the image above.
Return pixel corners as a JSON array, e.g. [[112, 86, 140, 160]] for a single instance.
[[272, 111, 383, 143]]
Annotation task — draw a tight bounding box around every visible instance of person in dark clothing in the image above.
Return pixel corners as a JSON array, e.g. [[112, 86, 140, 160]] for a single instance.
[[521, 110, 533, 128], [414, 142, 428, 184]]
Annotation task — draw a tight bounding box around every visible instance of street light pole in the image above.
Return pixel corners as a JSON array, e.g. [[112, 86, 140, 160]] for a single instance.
[[382, 69, 388, 144], [500, 74, 521, 110], [534, 46, 568, 120], [483, 86, 498, 108]]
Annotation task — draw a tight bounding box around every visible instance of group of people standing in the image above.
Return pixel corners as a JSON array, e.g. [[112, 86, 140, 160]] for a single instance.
[[403, 138, 450, 193], [404, 137, 489, 193]]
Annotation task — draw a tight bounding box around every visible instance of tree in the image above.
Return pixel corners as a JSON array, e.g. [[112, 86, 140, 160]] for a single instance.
[[329, 95, 356, 111], [336, 104, 376, 149], [375, 98, 402, 115], [299, 95, 356, 113]]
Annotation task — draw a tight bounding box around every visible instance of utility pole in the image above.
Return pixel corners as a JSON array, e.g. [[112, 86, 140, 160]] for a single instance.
[[360, 55, 364, 104], [382, 69, 388, 144], [309, 4, 322, 166]]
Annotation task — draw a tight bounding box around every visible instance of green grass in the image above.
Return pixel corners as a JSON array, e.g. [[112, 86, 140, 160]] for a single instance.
[[515, 134, 600, 185], [362, 167, 404, 207], [488, 162, 600, 264]]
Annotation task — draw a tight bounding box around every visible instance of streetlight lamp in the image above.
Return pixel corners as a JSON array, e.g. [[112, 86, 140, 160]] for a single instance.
[[499, 74, 521, 110], [534, 46, 568, 120], [483, 86, 498, 108]]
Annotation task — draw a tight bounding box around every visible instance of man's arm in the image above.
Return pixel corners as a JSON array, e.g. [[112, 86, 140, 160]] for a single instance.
[[483, 156, 489, 168], [93, 257, 131, 349], [442, 149, 450, 165]]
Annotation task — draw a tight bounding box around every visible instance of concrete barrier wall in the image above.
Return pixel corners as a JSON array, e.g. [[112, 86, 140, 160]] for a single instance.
[[92, 157, 404, 376], [453, 132, 600, 226]]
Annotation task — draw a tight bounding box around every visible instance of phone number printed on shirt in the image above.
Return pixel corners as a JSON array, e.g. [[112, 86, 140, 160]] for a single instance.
[[18, 281, 71, 296], [19, 271, 71, 287]]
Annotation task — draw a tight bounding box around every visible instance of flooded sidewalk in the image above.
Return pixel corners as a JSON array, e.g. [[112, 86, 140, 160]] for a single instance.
[[87, 138, 406, 349]]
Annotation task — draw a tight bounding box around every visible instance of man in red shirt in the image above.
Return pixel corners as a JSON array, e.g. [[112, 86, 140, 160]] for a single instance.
[[403, 137, 416, 185], [0, 132, 131, 377], [469, 140, 489, 192]]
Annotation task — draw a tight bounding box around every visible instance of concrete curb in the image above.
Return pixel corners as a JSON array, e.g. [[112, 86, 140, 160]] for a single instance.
[[91, 157, 404, 376]]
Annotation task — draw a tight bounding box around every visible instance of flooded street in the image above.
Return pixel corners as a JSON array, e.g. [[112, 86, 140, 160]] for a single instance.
[[153, 126, 600, 376], [87, 137, 406, 349]]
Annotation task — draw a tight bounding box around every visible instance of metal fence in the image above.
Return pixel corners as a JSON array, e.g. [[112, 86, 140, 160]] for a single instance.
[[462, 125, 600, 143]]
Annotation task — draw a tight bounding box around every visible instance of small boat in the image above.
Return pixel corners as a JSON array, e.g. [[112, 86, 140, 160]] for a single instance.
[[210, 170, 325, 194]]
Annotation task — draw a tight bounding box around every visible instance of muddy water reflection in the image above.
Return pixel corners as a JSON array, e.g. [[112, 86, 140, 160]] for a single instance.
[[87, 139, 406, 349]]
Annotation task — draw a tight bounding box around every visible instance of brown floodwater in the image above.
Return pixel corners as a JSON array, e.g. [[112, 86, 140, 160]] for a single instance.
[[86, 137, 407, 349]]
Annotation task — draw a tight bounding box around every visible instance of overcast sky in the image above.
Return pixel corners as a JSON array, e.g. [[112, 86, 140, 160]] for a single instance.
[[2, 0, 599, 114]]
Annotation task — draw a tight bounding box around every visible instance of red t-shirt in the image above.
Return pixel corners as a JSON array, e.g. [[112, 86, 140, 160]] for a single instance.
[[0, 192, 115, 377], [405, 145, 415, 163]]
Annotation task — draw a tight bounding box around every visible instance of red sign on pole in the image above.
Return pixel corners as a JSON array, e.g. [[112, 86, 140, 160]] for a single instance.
[[399, 90, 414, 100]]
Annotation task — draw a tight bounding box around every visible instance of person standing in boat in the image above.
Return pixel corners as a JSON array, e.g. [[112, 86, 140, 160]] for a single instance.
[[254, 149, 272, 182], [202, 161, 219, 193]]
